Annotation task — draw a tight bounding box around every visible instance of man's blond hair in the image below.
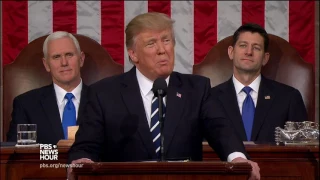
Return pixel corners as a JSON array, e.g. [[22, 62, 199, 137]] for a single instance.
[[125, 12, 175, 50]]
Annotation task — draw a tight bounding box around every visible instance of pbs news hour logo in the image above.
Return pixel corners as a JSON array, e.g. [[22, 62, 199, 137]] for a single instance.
[[40, 144, 58, 160], [39, 144, 84, 169]]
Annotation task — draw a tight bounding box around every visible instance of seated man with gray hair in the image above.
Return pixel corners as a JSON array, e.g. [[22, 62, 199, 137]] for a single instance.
[[7, 31, 88, 145]]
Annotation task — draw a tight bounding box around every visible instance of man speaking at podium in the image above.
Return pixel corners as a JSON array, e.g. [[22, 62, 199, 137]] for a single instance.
[[68, 12, 260, 179]]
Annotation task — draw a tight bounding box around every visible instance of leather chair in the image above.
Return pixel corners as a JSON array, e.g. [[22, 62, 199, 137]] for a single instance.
[[2, 34, 124, 140], [193, 34, 315, 122]]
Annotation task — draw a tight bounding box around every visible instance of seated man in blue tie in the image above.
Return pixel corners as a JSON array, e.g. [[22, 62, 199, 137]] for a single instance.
[[6, 31, 88, 144], [210, 23, 307, 143], [68, 12, 260, 180]]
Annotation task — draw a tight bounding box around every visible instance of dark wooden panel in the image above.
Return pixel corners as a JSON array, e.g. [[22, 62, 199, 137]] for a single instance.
[[1, 143, 318, 180]]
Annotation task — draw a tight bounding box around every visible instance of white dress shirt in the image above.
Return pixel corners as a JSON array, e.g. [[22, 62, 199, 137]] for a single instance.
[[54, 79, 83, 122], [136, 69, 169, 127], [232, 74, 261, 114], [226, 75, 261, 161]]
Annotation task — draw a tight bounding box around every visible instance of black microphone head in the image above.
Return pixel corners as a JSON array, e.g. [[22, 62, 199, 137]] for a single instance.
[[152, 78, 168, 97]]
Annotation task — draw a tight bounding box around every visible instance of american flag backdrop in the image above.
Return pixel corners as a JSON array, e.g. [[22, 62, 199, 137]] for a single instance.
[[1, 1, 316, 74]]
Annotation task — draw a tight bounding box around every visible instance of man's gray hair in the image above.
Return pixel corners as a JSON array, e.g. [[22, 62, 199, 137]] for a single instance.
[[43, 31, 81, 59]]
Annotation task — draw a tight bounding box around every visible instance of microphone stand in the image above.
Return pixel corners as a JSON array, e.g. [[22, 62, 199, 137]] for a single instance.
[[157, 89, 165, 161]]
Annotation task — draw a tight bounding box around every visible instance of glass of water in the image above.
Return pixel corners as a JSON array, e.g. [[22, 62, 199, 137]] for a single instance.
[[17, 124, 37, 145]]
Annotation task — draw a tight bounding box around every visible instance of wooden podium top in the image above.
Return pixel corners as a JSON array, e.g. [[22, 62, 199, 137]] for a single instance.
[[72, 161, 251, 174], [1, 142, 318, 161], [71, 161, 251, 180]]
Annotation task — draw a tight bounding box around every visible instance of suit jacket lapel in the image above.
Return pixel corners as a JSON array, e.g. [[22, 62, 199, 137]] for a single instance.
[[219, 78, 247, 140], [251, 76, 274, 140], [163, 72, 186, 154], [41, 85, 64, 140], [77, 84, 88, 125], [120, 68, 156, 158]]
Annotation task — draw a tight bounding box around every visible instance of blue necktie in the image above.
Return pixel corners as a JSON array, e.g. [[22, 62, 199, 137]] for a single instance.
[[62, 93, 76, 139], [242, 86, 255, 141], [150, 96, 166, 158]]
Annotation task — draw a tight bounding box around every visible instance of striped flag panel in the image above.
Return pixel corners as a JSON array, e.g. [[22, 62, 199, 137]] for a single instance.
[[1, 0, 315, 74]]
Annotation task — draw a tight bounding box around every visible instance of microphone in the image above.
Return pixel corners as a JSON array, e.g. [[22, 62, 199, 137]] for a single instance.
[[152, 78, 168, 161], [152, 78, 168, 97]]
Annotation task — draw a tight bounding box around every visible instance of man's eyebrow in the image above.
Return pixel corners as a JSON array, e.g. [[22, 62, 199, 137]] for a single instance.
[[145, 37, 156, 42], [51, 53, 60, 57], [161, 34, 169, 38], [238, 40, 248, 44], [238, 41, 262, 47]]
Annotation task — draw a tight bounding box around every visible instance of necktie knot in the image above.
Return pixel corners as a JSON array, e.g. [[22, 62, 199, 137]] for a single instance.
[[65, 93, 74, 101], [242, 86, 252, 95]]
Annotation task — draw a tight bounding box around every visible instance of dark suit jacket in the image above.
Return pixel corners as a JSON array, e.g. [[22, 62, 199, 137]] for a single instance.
[[68, 67, 247, 163], [210, 76, 308, 143], [6, 84, 88, 144]]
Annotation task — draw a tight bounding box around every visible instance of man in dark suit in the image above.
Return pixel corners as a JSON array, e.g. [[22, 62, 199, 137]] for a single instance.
[[68, 12, 260, 180], [7, 31, 87, 145], [210, 23, 307, 143]]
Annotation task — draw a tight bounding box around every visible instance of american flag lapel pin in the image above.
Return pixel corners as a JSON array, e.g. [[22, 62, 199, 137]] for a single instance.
[[176, 92, 182, 98], [265, 95, 271, 100]]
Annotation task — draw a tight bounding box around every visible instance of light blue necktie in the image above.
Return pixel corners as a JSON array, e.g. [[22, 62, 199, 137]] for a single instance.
[[150, 96, 166, 158], [242, 86, 255, 141], [62, 93, 76, 139]]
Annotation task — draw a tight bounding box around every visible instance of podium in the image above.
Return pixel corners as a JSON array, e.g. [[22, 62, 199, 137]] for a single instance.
[[1, 143, 318, 179], [71, 161, 251, 180]]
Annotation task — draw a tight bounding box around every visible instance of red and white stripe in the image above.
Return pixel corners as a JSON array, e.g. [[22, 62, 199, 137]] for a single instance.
[[1, 1, 315, 74]]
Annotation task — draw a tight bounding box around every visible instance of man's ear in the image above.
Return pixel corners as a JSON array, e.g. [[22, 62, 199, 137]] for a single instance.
[[262, 52, 270, 66], [42, 58, 50, 72], [227, 46, 234, 60], [80, 51, 85, 67], [127, 49, 138, 63]]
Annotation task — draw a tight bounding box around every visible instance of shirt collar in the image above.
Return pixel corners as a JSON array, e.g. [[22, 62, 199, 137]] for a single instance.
[[232, 74, 261, 94], [54, 79, 83, 104], [136, 68, 170, 96]]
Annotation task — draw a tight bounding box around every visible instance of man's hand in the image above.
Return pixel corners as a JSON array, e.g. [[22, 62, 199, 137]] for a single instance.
[[232, 157, 260, 180], [67, 158, 94, 180]]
